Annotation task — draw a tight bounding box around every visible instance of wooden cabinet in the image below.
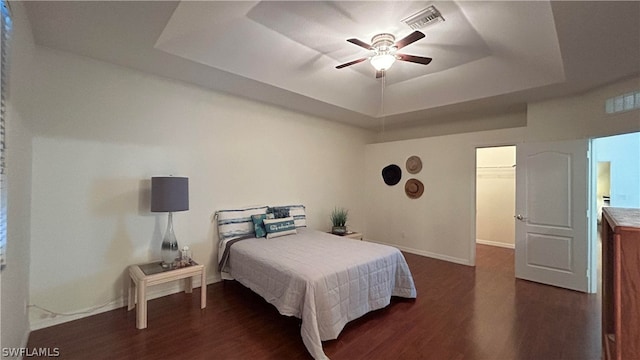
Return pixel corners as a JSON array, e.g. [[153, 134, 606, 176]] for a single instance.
[[602, 207, 640, 360]]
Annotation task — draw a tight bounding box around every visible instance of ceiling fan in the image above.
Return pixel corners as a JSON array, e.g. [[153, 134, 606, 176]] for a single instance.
[[336, 30, 432, 78]]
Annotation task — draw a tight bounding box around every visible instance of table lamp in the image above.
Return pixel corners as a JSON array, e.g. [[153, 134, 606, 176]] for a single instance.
[[151, 176, 189, 268]]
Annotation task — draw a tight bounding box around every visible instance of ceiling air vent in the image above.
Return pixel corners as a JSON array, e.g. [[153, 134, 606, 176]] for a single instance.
[[401, 5, 445, 30]]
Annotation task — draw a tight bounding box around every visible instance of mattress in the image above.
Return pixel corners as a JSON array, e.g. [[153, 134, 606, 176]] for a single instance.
[[221, 228, 417, 359]]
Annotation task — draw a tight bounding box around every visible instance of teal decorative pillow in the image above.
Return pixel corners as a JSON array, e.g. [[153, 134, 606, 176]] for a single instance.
[[264, 217, 297, 239], [252, 213, 274, 238]]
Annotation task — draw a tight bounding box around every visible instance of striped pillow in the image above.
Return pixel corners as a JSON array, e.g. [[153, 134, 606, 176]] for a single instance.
[[216, 206, 268, 241], [287, 205, 307, 228], [267, 206, 290, 219], [264, 217, 297, 239], [270, 204, 307, 228]]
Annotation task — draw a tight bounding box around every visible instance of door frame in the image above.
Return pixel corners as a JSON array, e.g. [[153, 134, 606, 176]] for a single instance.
[[587, 139, 598, 293], [471, 142, 518, 267]]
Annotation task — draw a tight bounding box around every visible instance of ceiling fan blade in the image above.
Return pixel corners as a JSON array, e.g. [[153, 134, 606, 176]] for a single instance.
[[397, 54, 433, 65], [395, 31, 425, 50], [347, 38, 374, 50], [376, 70, 384, 79], [336, 58, 368, 69]]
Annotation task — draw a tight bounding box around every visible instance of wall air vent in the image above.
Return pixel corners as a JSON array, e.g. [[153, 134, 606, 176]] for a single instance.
[[605, 90, 640, 114], [401, 5, 445, 30]]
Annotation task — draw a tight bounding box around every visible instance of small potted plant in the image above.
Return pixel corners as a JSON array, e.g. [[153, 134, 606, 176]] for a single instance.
[[330, 207, 348, 235]]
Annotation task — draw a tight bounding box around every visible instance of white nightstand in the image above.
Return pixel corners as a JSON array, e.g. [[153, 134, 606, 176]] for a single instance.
[[128, 261, 206, 329], [344, 232, 363, 240], [328, 231, 363, 240]]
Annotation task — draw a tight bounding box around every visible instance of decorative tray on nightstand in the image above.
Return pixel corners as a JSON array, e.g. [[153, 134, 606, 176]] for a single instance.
[[139, 259, 197, 276]]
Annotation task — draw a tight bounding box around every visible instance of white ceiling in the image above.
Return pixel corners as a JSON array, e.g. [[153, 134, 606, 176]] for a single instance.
[[23, 1, 640, 130]]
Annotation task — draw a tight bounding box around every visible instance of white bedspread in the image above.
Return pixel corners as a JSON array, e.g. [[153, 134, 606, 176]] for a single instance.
[[226, 228, 417, 360]]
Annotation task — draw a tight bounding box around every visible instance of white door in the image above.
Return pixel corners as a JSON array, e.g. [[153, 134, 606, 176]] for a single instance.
[[515, 139, 589, 292]]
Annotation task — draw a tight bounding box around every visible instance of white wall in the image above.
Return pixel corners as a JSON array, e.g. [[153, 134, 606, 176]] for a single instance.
[[364, 128, 524, 264], [26, 46, 374, 328], [527, 77, 640, 142], [476, 146, 516, 248], [1, 1, 35, 354], [375, 110, 527, 143], [364, 76, 640, 265]]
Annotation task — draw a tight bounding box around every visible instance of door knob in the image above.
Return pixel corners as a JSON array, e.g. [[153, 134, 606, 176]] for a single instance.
[[515, 214, 527, 221]]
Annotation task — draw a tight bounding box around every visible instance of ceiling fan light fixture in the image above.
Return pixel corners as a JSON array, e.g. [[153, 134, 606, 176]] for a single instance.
[[371, 53, 396, 71], [337, 30, 430, 76]]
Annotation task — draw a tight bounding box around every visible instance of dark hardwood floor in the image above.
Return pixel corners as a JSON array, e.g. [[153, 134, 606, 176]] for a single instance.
[[27, 245, 601, 359]]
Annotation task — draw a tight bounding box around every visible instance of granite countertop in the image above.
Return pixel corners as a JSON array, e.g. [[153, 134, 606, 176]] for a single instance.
[[603, 207, 640, 229]]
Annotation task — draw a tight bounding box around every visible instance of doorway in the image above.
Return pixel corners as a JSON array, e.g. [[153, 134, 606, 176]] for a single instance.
[[475, 146, 516, 272], [472, 134, 638, 292], [589, 131, 640, 292]]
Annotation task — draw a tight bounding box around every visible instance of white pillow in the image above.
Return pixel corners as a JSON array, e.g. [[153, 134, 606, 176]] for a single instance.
[[264, 217, 297, 239], [269, 204, 307, 228], [216, 206, 268, 241], [288, 204, 307, 228]]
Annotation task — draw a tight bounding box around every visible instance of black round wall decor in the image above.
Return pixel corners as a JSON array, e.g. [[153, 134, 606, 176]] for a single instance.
[[381, 164, 402, 186]]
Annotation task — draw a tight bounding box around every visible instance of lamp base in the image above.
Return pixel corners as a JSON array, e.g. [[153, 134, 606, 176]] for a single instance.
[[161, 212, 180, 268], [161, 242, 179, 268]]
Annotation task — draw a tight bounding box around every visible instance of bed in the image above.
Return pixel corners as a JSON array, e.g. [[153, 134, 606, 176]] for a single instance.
[[216, 205, 417, 360]]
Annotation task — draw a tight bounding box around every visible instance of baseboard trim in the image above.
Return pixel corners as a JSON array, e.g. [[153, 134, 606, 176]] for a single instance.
[[29, 298, 126, 331], [30, 274, 221, 331], [366, 239, 472, 266], [476, 239, 515, 249]]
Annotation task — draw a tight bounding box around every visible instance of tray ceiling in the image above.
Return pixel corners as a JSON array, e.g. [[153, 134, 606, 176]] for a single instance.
[[24, 1, 640, 130]]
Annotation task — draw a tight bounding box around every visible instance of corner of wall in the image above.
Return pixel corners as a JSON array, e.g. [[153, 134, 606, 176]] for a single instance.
[[1, 0, 36, 353]]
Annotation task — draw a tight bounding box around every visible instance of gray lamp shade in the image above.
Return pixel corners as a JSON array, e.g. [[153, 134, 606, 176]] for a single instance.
[[151, 177, 189, 212]]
